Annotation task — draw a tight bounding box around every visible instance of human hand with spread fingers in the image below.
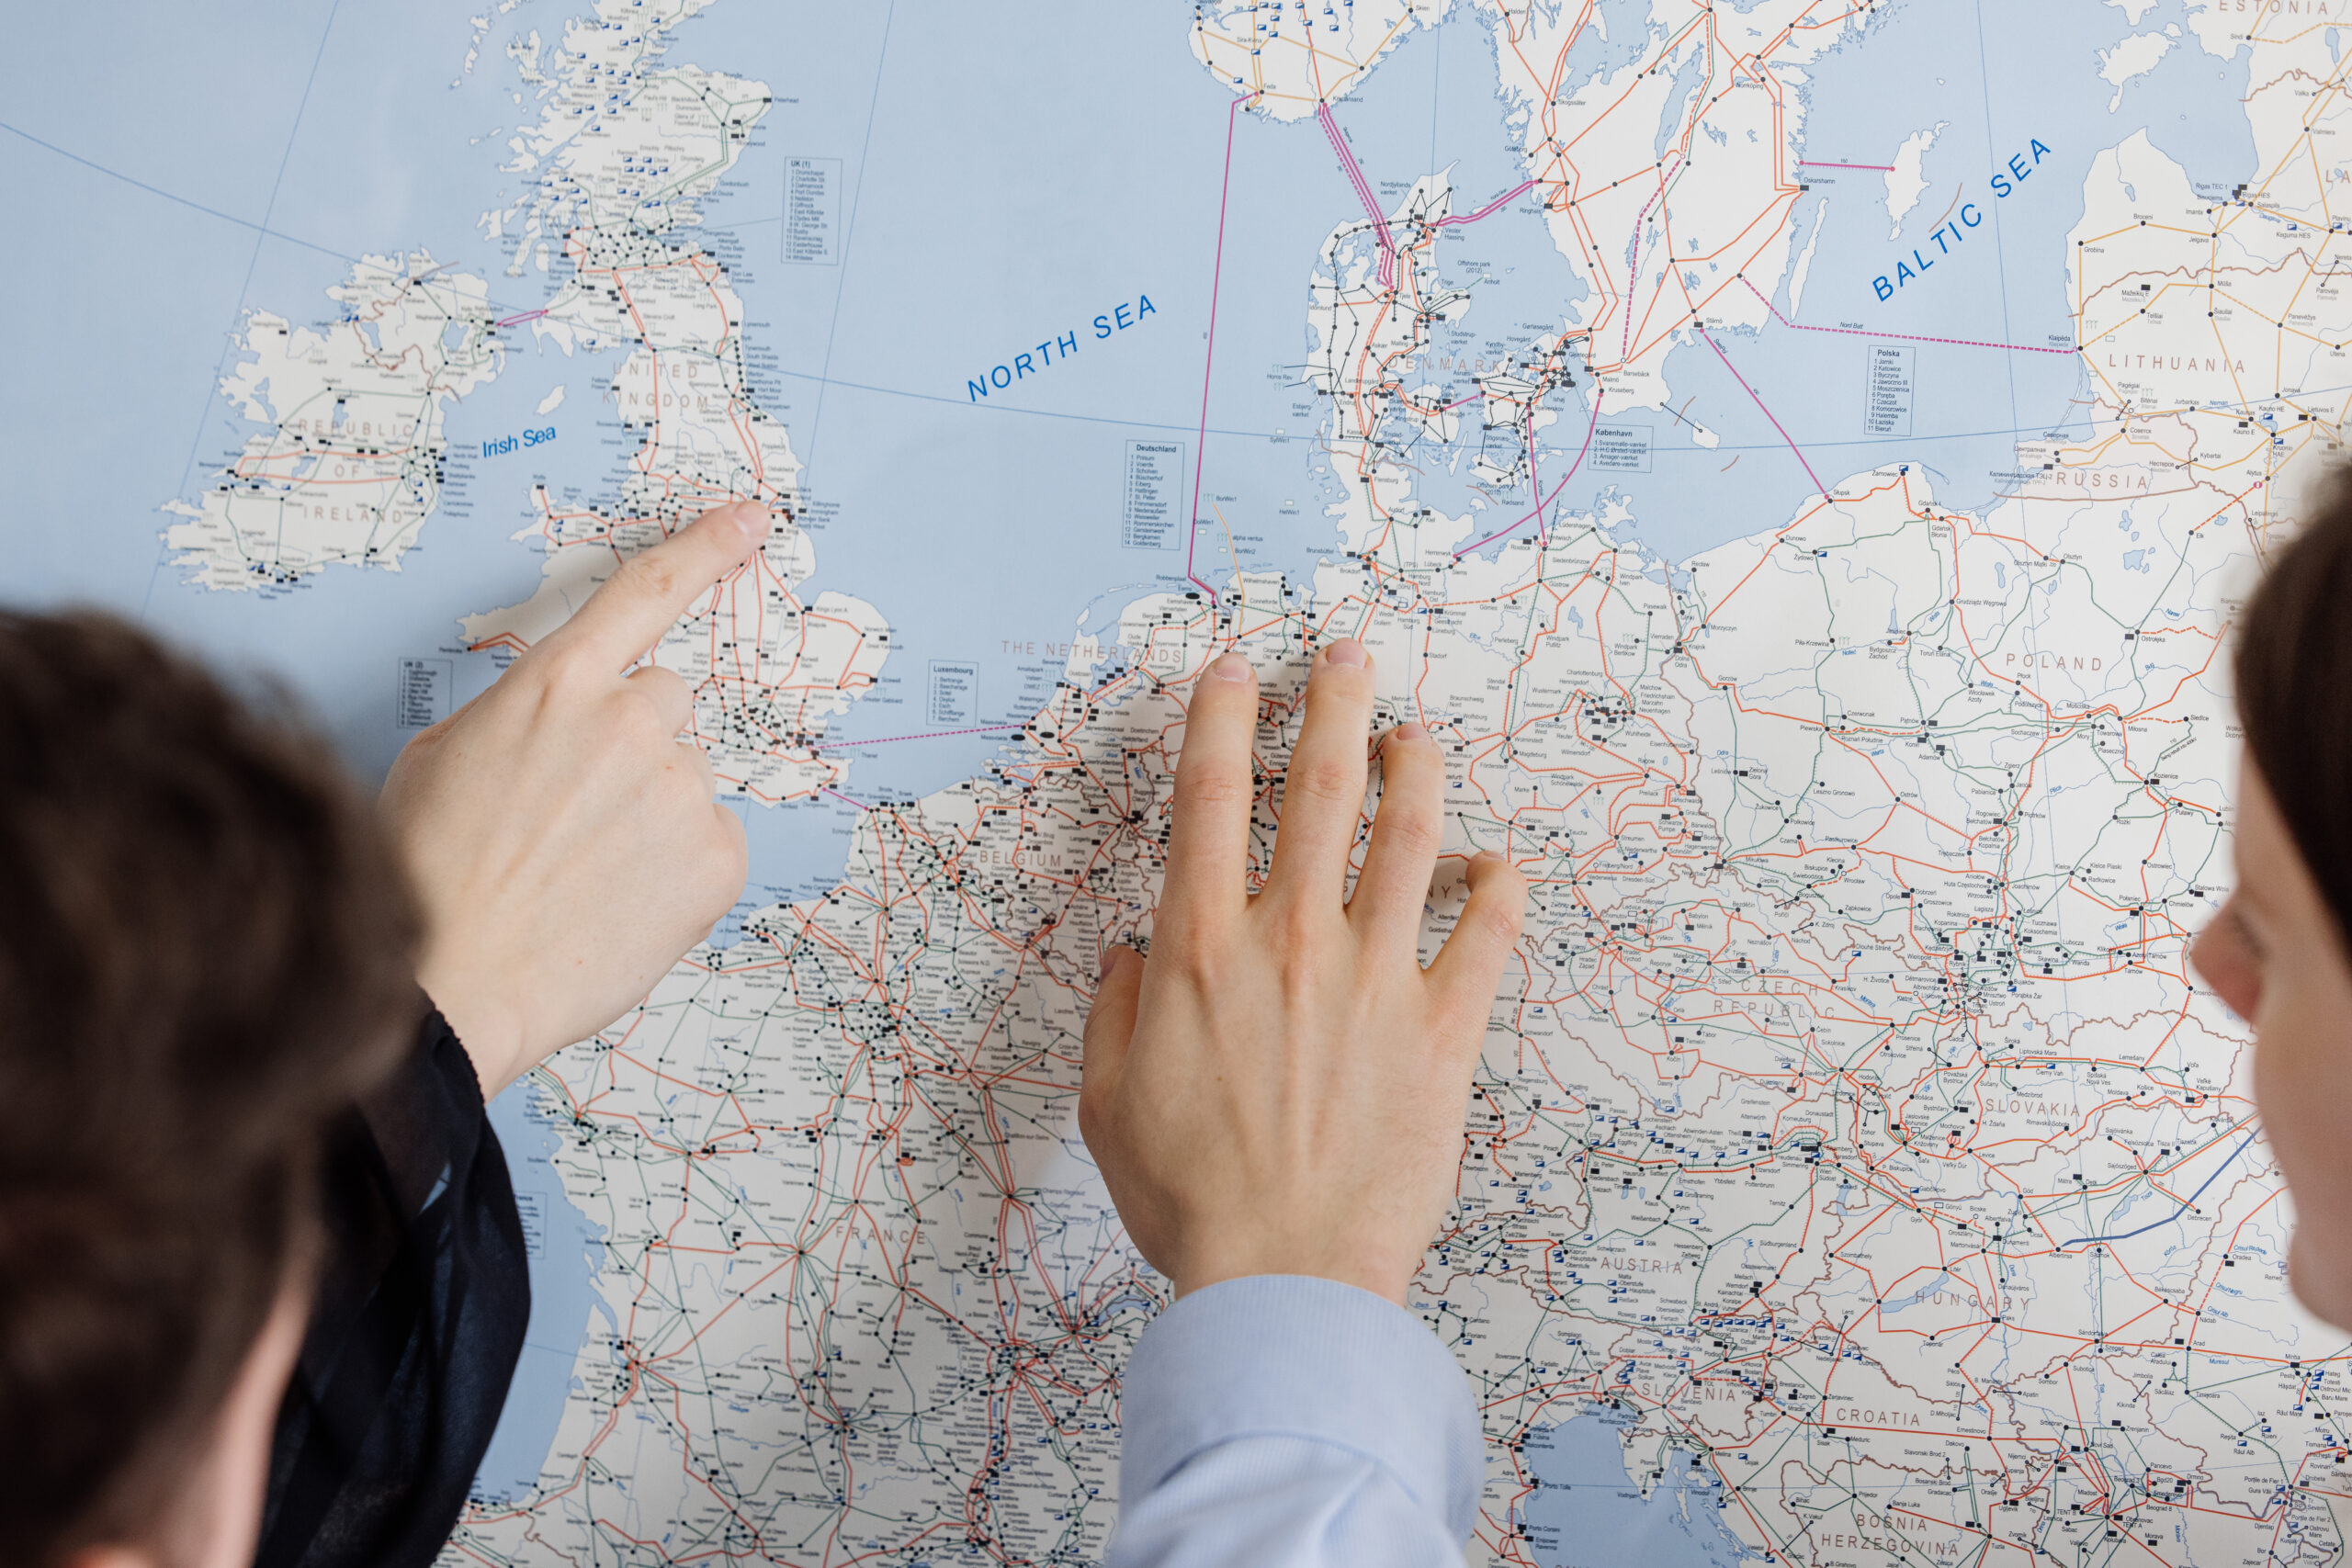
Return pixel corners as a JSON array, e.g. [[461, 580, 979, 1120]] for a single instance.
[[1084, 637, 1527, 1568]]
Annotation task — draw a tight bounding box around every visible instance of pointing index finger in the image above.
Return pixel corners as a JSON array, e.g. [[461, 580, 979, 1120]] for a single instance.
[[546, 500, 770, 671]]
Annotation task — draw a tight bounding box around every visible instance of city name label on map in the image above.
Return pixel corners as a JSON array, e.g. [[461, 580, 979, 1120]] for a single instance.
[[1872, 138, 2051, 301], [481, 425, 556, 457], [966, 295, 1157, 400]]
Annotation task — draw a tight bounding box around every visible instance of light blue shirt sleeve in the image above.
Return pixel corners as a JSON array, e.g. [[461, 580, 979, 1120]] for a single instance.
[[1106, 1274, 1485, 1568]]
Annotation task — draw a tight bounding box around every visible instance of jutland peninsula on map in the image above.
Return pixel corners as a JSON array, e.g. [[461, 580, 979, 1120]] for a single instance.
[[12, 0, 2352, 1562]]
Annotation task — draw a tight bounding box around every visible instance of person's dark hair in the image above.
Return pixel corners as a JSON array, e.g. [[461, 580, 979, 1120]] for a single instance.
[[0, 611, 420, 1565], [2237, 473, 2352, 943]]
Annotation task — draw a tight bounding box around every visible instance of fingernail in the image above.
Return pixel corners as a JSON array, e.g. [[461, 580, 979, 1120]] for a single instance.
[[1323, 638, 1369, 668], [1207, 652, 1253, 683], [1394, 720, 1428, 745], [1100, 946, 1132, 978]]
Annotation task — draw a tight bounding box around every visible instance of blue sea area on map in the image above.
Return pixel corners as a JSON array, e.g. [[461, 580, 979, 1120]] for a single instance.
[[1364, 0, 2264, 568], [1520, 1406, 1752, 1568], [684, 1, 1419, 808], [474, 1084, 616, 1504], [1584, 0, 2261, 547], [1, 0, 617, 774], [1327, 20, 1604, 543]]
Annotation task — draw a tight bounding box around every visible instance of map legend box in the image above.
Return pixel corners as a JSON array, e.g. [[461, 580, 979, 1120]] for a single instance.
[[783, 157, 842, 265], [1122, 439, 1185, 548], [395, 657, 452, 729], [512, 1191, 547, 1260], [1864, 344, 1915, 437], [928, 660, 979, 726], [1589, 423, 1654, 472]]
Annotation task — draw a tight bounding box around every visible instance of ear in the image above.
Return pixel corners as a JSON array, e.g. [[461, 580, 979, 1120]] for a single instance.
[[70, 1286, 312, 1568], [175, 1286, 311, 1568]]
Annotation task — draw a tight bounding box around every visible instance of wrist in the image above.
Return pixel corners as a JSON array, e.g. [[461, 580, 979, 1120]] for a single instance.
[[1172, 1246, 1418, 1306], [415, 968, 528, 1101]]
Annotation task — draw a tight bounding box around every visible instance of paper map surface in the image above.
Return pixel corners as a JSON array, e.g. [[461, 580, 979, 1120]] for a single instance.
[[8, 2, 2351, 1564]]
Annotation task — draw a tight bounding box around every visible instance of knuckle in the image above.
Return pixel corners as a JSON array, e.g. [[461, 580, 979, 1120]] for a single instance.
[[1474, 897, 1525, 948], [613, 692, 675, 749], [1260, 876, 1329, 932], [1178, 765, 1251, 809], [530, 642, 594, 691], [1276, 899, 1339, 956], [716, 832, 750, 890], [1383, 736, 1440, 782], [1287, 755, 1360, 806], [664, 752, 717, 805], [1076, 1084, 1112, 1149], [631, 679, 689, 732], [616, 549, 685, 604], [1161, 928, 1231, 988], [1373, 806, 1441, 859], [692, 830, 747, 905]]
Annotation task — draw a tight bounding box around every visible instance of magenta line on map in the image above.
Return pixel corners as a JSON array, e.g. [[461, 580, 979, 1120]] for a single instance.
[[1699, 327, 1829, 498], [1188, 89, 1262, 607], [1799, 160, 1894, 172], [1455, 393, 1607, 558], [1736, 276, 2075, 355], [1316, 113, 1530, 296], [1619, 160, 1681, 362], [495, 308, 548, 329], [1439, 179, 1540, 230], [1317, 100, 1399, 289]]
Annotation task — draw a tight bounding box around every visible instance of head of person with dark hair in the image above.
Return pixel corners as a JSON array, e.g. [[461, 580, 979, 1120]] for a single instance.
[[2194, 475, 2352, 1330], [0, 611, 421, 1568]]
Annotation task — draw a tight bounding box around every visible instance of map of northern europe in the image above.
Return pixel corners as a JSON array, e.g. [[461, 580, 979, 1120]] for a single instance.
[[7, 0, 2352, 1562]]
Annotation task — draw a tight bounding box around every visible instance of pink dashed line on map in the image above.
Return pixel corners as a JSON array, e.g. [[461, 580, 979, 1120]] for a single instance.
[[1622, 171, 1676, 362], [1318, 101, 1399, 287], [1736, 276, 2075, 355], [495, 308, 548, 329], [1798, 160, 1894, 172], [812, 723, 1023, 752]]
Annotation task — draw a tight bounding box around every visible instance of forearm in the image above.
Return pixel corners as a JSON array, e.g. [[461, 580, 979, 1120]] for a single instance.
[[1108, 1276, 1482, 1568]]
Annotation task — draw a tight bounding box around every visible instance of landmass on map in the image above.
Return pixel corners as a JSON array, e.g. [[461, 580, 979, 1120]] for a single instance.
[[162, 254, 501, 591]]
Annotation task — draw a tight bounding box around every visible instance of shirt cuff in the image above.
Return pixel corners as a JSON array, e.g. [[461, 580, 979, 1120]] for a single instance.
[[1120, 1274, 1484, 1540]]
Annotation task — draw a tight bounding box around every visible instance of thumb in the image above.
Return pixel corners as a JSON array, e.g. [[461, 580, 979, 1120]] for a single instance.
[[1081, 946, 1144, 1095]]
